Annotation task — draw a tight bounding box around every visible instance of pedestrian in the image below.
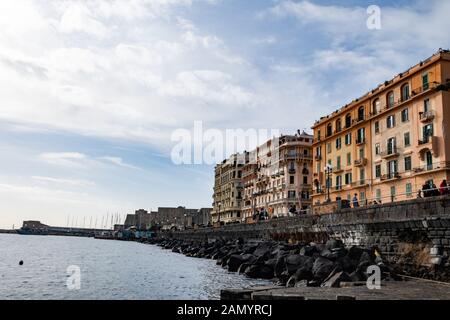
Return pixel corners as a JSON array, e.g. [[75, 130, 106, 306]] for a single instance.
[[440, 179, 449, 196], [431, 183, 439, 196], [422, 183, 430, 198], [352, 193, 359, 208]]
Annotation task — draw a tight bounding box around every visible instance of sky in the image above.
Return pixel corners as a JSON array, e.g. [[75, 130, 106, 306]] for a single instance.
[[1, 0, 450, 229]]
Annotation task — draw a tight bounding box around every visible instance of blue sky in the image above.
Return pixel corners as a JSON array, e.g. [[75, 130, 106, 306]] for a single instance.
[[1, 0, 449, 228]]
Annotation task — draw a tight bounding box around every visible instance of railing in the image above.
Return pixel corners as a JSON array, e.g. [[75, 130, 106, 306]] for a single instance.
[[354, 158, 367, 166], [381, 172, 401, 180], [413, 161, 450, 173], [418, 136, 434, 145], [379, 147, 399, 158], [419, 111, 435, 122], [356, 138, 366, 145]]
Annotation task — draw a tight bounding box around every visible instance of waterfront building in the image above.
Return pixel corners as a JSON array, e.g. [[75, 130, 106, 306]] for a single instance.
[[211, 153, 245, 224], [241, 131, 313, 220], [123, 207, 212, 230], [312, 49, 450, 209]]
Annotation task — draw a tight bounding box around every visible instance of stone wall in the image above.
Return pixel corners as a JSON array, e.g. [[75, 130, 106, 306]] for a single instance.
[[158, 195, 450, 264]]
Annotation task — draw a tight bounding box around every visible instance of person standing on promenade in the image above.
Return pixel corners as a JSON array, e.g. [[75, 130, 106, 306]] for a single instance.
[[440, 180, 449, 196], [352, 194, 359, 208]]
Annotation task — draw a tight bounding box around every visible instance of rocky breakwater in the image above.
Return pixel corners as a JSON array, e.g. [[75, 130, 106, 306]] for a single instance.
[[148, 238, 401, 289]]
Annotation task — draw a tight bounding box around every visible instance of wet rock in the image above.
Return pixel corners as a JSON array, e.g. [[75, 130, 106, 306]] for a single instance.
[[326, 239, 344, 250], [244, 264, 274, 279], [285, 255, 314, 274], [312, 257, 335, 280]]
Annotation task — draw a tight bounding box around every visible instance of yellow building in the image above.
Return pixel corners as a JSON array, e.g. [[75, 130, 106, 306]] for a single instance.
[[211, 153, 245, 224], [312, 49, 450, 209]]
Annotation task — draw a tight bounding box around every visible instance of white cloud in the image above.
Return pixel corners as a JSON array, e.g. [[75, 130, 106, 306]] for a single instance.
[[31, 176, 95, 187], [38, 152, 88, 168], [98, 156, 141, 170]]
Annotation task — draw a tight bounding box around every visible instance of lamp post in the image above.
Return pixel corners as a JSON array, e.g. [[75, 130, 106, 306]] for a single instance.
[[324, 164, 333, 203]]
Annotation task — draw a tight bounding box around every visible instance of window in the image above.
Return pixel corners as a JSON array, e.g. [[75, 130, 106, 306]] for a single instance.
[[405, 156, 412, 171], [290, 176, 295, 184], [424, 99, 430, 112], [336, 119, 342, 132], [387, 137, 397, 154], [360, 192, 366, 202], [406, 183, 413, 197], [401, 83, 410, 102], [327, 123, 333, 137], [336, 137, 342, 150], [375, 143, 380, 155], [374, 121, 380, 134], [376, 189, 381, 202], [387, 91, 395, 108], [336, 156, 341, 170], [375, 165, 381, 178], [390, 186, 396, 200], [316, 146, 322, 157], [387, 115, 396, 128], [404, 132, 410, 147], [345, 114, 352, 128], [422, 73, 429, 90], [303, 176, 308, 184], [345, 133, 352, 145], [401, 108, 409, 122], [360, 168, 365, 185], [357, 128, 365, 144], [359, 148, 364, 160], [345, 173, 352, 185], [335, 176, 342, 190], [422, 124, 434, 142], [346, 153, 351, 166], [327, 142, 332, 153], [426, 151, 433, 171], [317, 130, 321, 140], [372, 98, 380, 115], [387, 160, 398, 178], [358, 106, 365, 121]]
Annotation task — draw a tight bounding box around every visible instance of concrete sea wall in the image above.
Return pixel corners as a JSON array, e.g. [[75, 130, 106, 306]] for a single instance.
[[159, 196, 450, 264]]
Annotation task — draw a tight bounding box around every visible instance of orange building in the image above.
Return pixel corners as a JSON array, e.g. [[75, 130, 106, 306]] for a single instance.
[[312, 49, 450, 209]]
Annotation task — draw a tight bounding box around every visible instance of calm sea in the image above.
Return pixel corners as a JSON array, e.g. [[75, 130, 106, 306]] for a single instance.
[[0, 234, 270, 300]]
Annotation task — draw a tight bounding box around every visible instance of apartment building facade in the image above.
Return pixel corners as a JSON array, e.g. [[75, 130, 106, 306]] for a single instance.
[[312, 49, 450, 208], [241, 131, 313, 220], [211, 153, 245, 224]]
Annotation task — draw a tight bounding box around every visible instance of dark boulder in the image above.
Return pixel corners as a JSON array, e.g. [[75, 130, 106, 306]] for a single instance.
[[312, 257, 335, 280], [285, 255, 314, 275], [325, 239, 344, 250], [227, 254, 256, 272], [245, 264, 274, 279], [348, 246, 365, 261]]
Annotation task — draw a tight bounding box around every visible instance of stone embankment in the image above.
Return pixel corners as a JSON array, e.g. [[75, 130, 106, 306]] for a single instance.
[[149, 238, 399, 287]]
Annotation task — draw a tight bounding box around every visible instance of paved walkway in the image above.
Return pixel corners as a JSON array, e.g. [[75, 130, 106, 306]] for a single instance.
[[221, 280, 450, 300]]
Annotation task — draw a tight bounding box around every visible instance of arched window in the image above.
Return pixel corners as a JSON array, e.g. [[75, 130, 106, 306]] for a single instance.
[[335, 119, 342, 132], [326, 123, 332, 137], [358, 106, 365, 121], [345, 114, 352, 128], [372, 98, 380, 115], [401, 83, 410, 102], [387, 91, 395, 108]]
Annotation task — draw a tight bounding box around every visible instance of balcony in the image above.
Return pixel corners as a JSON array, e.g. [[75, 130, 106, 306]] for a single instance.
[[315, 155, 322, 161], [419, 111, 435, 123], [354, 158, 367, 167], [288, 168, 296, 174], [380, 147, 399, 159], [381, 172, 401, 181], [356, 138, 366, 146], [333, 166, 344, 174]]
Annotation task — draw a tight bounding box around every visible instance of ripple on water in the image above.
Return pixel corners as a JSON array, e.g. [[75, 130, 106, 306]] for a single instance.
[[0, 234, 271, 300]]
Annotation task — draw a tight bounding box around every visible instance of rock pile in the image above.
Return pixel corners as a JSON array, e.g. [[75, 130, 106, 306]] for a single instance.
[[147, 238, 401, 288]]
